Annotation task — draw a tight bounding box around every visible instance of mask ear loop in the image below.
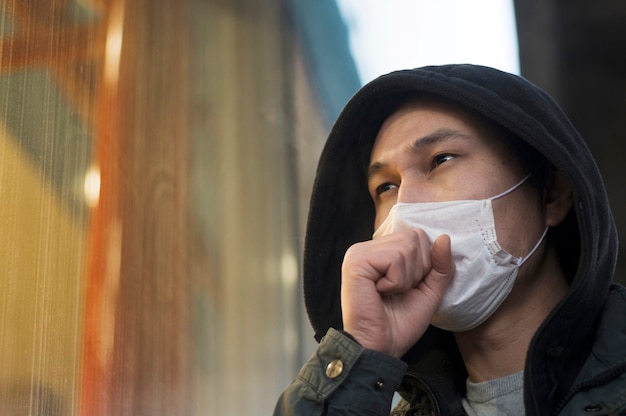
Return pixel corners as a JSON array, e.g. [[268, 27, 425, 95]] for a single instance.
[[517, 226, 549, 266], [490, 172, 549, 266], [489, 172, 533, 201]]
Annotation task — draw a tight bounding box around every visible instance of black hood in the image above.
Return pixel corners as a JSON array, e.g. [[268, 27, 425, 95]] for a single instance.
[[302, 64, 619, 411]]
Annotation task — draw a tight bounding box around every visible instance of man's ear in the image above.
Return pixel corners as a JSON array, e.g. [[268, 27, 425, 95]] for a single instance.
[[544, 169, 573, 227]]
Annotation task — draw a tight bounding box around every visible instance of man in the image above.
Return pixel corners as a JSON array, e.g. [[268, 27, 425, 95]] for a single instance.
[[274, 64, 626, 415]]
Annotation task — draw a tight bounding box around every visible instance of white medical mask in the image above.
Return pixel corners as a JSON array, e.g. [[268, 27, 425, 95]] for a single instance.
[[372, 174, 548, 332]]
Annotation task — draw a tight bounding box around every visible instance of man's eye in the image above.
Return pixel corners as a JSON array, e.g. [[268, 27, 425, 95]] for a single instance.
[[431, 153, 455, 169], [375, 182, 398, 196]]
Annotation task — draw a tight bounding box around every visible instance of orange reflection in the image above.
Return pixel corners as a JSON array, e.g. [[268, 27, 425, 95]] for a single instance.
[[81, 0, 124, 414]]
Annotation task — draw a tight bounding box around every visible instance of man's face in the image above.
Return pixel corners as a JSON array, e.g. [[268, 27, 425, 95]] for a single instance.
[[367, 100, 546, 259]]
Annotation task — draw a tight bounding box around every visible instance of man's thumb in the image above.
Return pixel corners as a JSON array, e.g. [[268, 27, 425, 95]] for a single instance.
[[430, 234, 455, 282]]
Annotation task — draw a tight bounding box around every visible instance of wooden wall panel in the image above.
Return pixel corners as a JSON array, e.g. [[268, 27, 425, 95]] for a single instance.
[[82, 0, 191, 414]]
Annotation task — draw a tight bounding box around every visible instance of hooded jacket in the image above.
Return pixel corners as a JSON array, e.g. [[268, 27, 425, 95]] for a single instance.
[[275, 64, 626, 415]]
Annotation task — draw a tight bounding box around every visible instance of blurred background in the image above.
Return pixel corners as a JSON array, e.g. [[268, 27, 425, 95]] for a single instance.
[[0, 0, 624, 414]]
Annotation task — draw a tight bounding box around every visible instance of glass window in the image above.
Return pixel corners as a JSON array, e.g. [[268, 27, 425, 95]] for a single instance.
[[0, 1, 324, 414]]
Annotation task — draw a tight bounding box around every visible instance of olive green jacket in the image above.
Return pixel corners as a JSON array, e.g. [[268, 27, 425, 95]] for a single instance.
[[274, 286, 626, 415]]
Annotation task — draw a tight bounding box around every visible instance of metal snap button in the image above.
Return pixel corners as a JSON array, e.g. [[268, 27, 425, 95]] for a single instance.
[[325, 359, 344, 379], [583, 404, 602, 412]]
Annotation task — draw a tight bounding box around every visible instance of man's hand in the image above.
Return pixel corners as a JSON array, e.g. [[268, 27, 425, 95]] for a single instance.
[[341, 229, 454, 358]]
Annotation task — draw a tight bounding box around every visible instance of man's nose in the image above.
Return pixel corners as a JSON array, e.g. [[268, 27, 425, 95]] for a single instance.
[[396, 179, 429, 204]]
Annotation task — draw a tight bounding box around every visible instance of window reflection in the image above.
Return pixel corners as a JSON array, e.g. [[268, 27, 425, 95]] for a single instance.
[[1, 0, 322, 415], [1, 1, 97, 414]]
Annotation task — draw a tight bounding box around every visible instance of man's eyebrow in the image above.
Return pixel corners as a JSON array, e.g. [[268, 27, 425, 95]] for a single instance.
[[367, 128, 469, 180], [367, 161, 387, 180], [406, 128, 469, 152]]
